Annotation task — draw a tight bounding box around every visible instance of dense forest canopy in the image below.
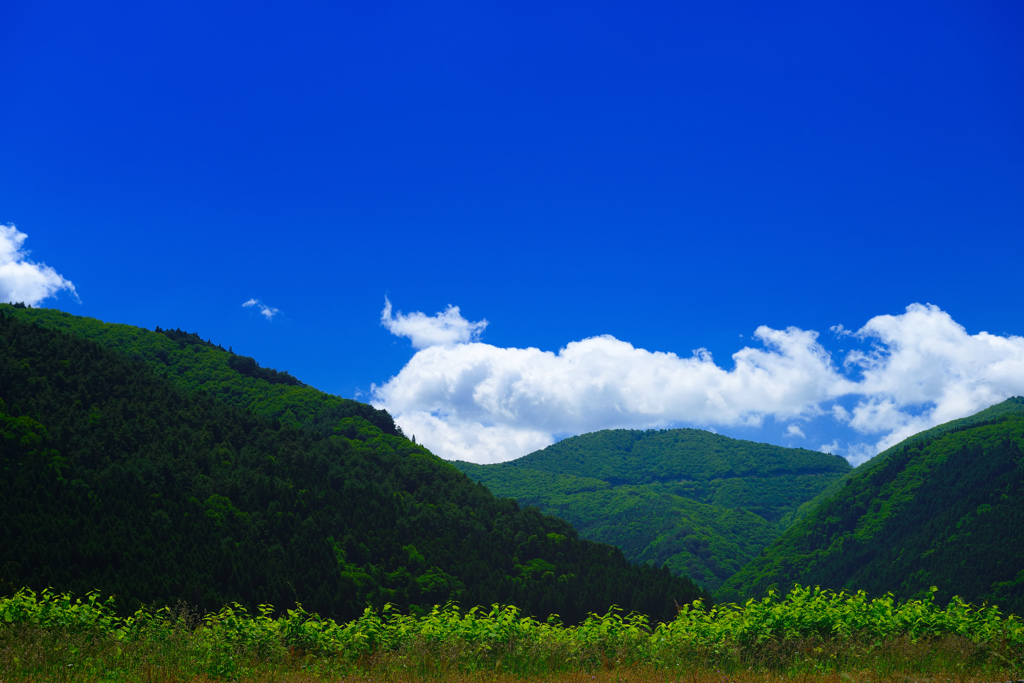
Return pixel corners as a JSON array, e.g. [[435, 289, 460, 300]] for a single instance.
[[0, 308, 709, 623], [454, 430, 850, 592], [1, 306, 399, 436], [718, 397, 1024, 615]]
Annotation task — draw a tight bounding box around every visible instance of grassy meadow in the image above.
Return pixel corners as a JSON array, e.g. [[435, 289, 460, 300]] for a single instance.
[[2, 585, 1022, 682]]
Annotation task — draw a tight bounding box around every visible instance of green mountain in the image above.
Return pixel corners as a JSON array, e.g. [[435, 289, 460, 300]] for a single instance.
[[781, 397, 1024, 530], [0, 305, 399, 436], [0, 306, 709, 622], [453, 429, 851, 591], [717, 398, 1024, 614]]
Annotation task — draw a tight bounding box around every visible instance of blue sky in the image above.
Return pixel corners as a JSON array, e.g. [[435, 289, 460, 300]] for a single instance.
[[2, 1, 1023, 463]]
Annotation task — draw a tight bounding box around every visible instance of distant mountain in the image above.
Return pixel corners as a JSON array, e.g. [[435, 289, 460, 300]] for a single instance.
[[453, 429, 851, 591], [717, 398, 1024, 615], [0, 306, 709, 622]]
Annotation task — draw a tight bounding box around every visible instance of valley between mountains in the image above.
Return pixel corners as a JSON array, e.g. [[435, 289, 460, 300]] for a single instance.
[[454, 430, 850, 592], [2, 303, 1022, 621]]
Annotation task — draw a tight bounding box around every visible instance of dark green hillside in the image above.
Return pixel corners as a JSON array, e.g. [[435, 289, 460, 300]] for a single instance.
[[718, 398, 1024, 614], [454, 429, 850, 591], [0, 305, 399, 436], [0, 311, 708, 622]]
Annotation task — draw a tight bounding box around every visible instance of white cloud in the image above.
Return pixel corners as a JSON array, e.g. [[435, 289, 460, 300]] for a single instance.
[[391, 413, 553, 464], [831, 404, 851, 422], [242, 298, 280, 320], [840, 303, 1024, 454], [380, 296, 487, 349], [372, 301, 1024, 465], [786, 424, 806, 438], [0, 224, 77, 305], [372, 332, 843, 464], [844, 443, 879, 466], [819, 440, 840, 455], [373, 302, 851, 463]]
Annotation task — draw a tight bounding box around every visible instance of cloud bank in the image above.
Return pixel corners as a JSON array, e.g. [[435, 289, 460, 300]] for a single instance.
[[0, 224, 77, 305], [372, 302, 1024, 465], [243, 298, 280, 320]]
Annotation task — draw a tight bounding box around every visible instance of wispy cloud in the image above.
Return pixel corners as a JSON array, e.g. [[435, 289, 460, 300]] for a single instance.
[[242, 298, 280, 320], [786, 424, 806, 438], [843, 443, 879, 466], [380, 296, 487, 349], [0, 224, 77, 305], [372, 302, 1024, 464]]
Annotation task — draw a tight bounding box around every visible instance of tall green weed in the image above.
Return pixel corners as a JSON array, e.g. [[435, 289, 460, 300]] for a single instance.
[[1, 585, 1021, 681]]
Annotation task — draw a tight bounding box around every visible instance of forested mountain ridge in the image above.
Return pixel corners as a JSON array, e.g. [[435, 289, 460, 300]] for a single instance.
[[717, 397, 1024, 615], [0, 309, 710, 623], [781, 397, 1024, 530], [0, 304, 399, 437], [454, 430, 850, 591]]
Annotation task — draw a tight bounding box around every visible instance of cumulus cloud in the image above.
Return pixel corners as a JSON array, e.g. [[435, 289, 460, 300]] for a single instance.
[[0, 224, 77, 305], [786, 424, 806, 438], [242, 298, 280, 320], [380, 297, 487, 349], [841, 304, 1024, 451], [372, 326, 845, 463], [372, 301, 1024, 465]]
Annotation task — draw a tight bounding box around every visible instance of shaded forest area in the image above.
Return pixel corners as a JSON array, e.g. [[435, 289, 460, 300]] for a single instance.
[[0, 310, 709, 623], [2, 306, 401, 437]]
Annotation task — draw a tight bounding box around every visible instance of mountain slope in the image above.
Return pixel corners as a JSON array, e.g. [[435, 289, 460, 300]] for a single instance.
[[718, 398, 1024, 614], [0, 304, 399, 437], [781, 398, 1024, 530], [454, 429, 851, 591], [0, 309, 709, 622]]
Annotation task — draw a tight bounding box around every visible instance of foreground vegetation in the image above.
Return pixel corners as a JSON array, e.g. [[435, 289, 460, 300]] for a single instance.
[[2, 585, 1022, 681]]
